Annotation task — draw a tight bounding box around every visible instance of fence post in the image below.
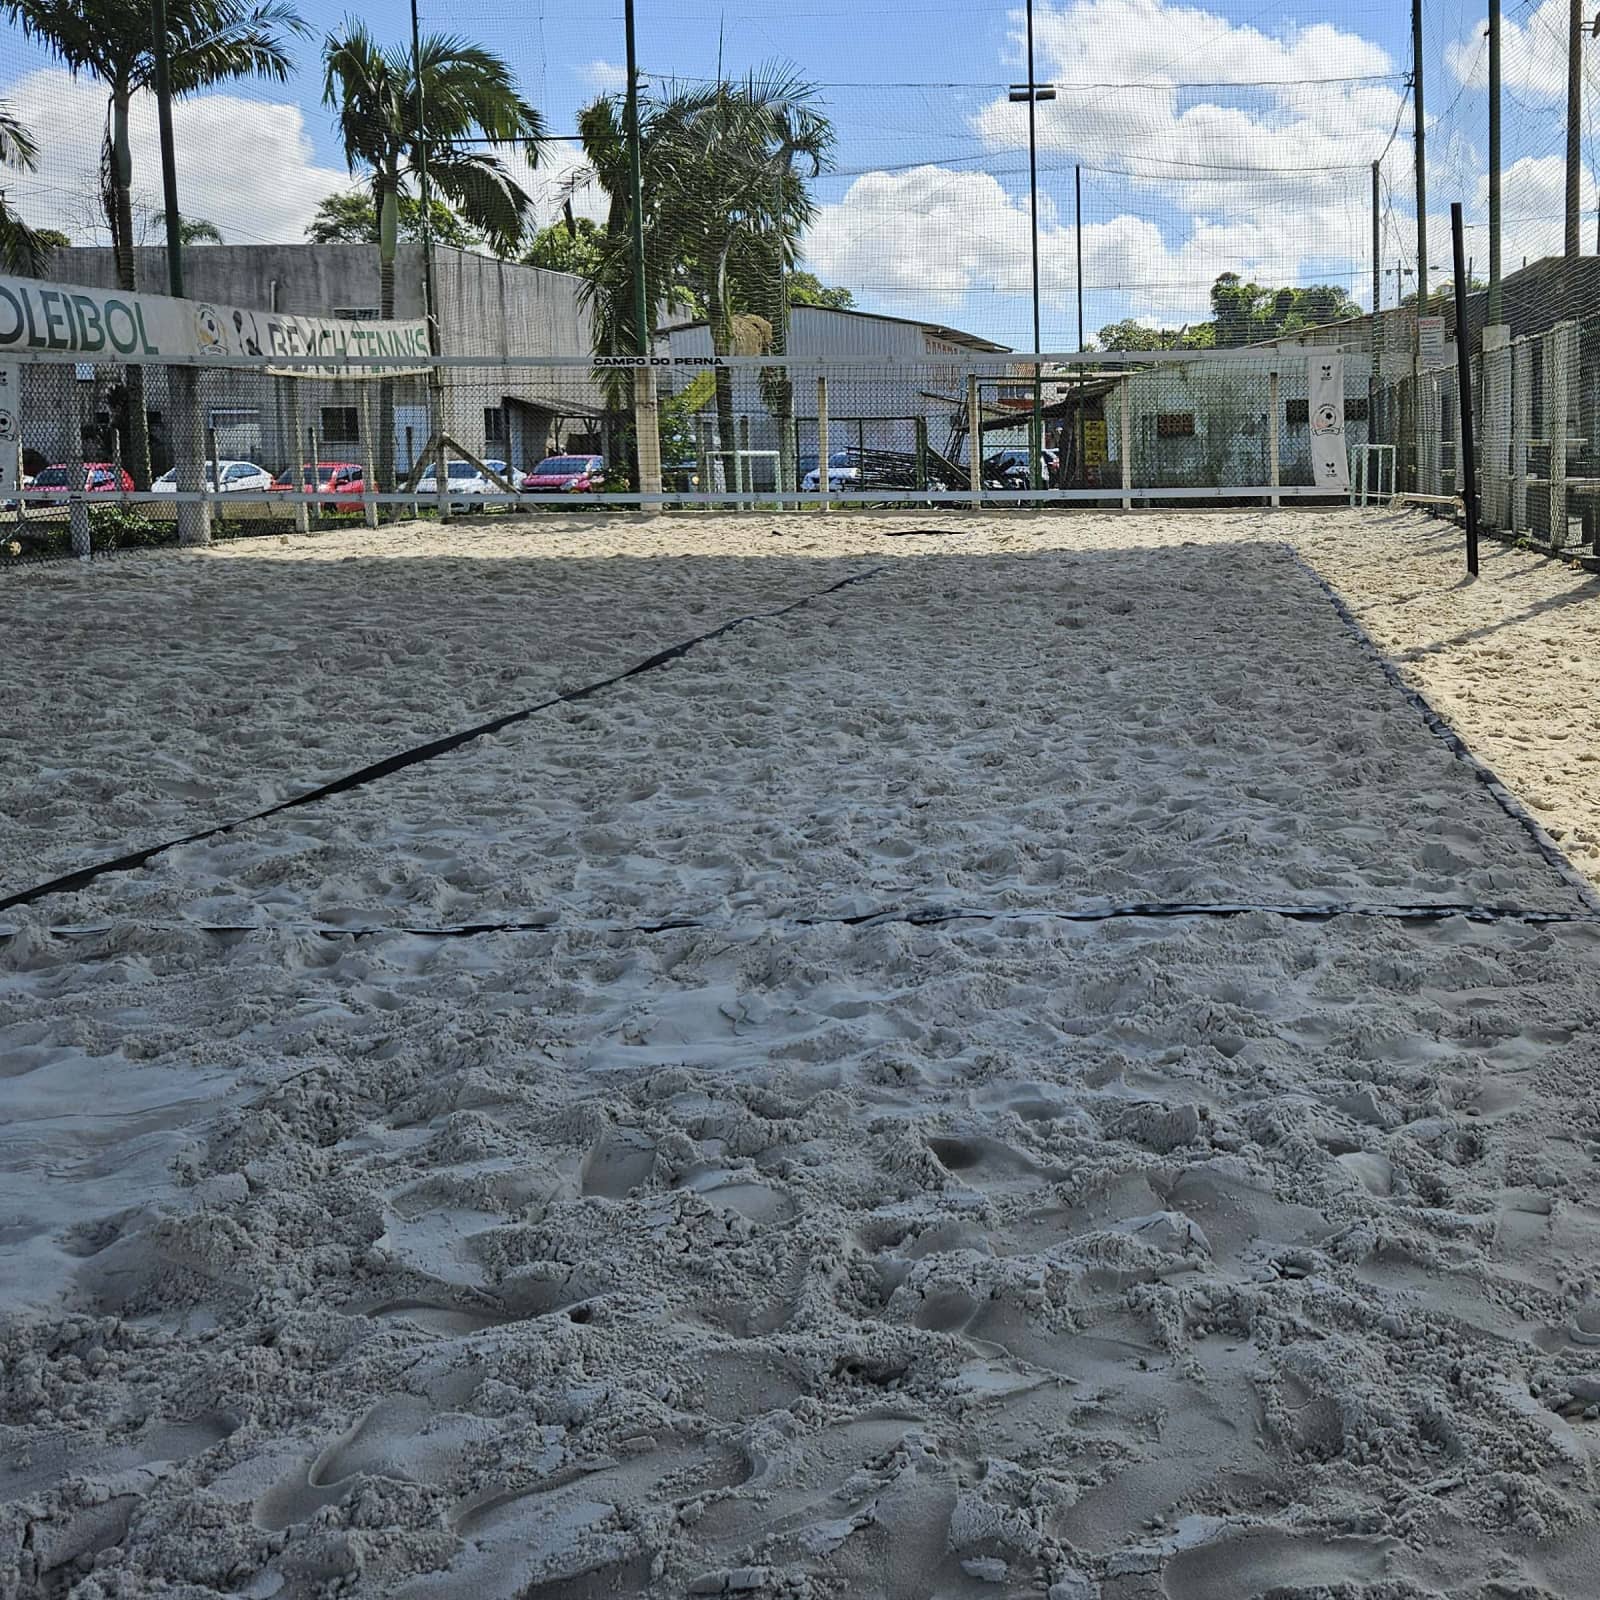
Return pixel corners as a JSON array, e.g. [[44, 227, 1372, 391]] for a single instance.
[[1550, 321, 1575, 551], [817, 374, 830, 514], [633, 366, 662, 510], [1512, 337, 1531, 534], [1268, 368, 1281, 509], [207, 424, 221, 531], [361, 389, 379, 529], [289, 383, 309, 534], [968, 373, 982, 511], [171, 366, 212, 548], [67, 378, 90, 558], [1482, 325, 1511, 528], [738, 413, 752, 506], [1120, 376, 1132, 510]]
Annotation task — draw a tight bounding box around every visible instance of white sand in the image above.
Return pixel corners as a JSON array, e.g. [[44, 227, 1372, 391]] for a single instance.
[[4, 508, 1600, 1598]]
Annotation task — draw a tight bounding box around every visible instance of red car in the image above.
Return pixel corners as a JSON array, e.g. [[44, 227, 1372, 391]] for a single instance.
[[520, 454, 604, 493], [24, 462, 135, 504], [271, 461, 371, 513]]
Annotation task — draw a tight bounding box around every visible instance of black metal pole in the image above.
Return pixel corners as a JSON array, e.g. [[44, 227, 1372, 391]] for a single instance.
[[1025, 0, 1042, 492], [624, 0, 648, 354], [1075, 163, 1084, 488], [1452, 202, 1480, 577], [151, 0, 184, 298]]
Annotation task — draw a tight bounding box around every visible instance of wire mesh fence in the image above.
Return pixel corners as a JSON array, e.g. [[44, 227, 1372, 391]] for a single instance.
[[1, 345, 1383, 561]]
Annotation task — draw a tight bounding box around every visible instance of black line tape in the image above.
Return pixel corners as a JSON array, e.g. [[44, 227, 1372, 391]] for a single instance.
[[0, 566, 887, 915], [1285, 546, 1600, 913], [11, 898, 1598, 949]]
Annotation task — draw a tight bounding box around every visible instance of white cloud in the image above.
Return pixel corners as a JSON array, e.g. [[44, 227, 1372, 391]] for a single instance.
[[805, 2, 1407, 335], [579, 61, 629, 94], [514, 141, 610, 231], [1446, 0, 1589, 101], [1, 67, 349, 247]]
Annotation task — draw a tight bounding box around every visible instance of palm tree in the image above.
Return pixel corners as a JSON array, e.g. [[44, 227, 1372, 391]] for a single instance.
[[321, 20, 543, 485], [0, 101, 48, 276], [573, 69, 833, 491], [4, 0, 304, 483], [153, 210, 224, 245]]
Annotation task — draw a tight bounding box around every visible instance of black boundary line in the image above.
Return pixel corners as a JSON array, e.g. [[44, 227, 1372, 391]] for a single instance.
[[0, 566, 888, 916], [11, 899, 1600, 948], [1285, 546, 1600, 914]]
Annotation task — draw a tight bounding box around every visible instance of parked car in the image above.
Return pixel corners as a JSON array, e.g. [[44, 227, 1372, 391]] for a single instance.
[[800, 450, 857, 492], [415, 458, 516, 512], [22, 463, 134, 505], [270, 461, 370, 513], [152, 460, 275, 494], [521, 454, 604, 493]]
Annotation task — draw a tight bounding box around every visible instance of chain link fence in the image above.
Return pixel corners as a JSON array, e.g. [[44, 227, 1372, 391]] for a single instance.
[[2, 348, 1379, 563]]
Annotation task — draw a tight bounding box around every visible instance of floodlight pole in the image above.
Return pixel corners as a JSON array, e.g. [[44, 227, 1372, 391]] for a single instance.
[[624, 0, 648, 353], [1567, 0, 1584, 260], [1488, 0, 1502, 323], [1025, 0, 1043, 493]]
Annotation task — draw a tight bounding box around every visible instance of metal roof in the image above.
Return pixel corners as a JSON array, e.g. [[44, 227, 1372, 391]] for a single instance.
[[659, 303, 1010, 353]]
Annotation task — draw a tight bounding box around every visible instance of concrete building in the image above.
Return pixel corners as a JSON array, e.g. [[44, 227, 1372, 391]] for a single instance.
[[657, 305, 1011, 486], [20, 244, 602, 477]]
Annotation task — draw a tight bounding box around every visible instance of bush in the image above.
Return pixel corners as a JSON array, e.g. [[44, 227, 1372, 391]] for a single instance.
[[89, 505, 174, 550]]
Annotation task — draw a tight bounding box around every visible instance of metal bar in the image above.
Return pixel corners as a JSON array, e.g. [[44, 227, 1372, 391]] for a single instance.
[[1269, 369, 1281, 509], [1452, 202, 1480, 576], [1489, 0, 1503, 323], [817, 375, 830, 513], [968, 373, 982, 511], [1120, 377, 1132, 511]]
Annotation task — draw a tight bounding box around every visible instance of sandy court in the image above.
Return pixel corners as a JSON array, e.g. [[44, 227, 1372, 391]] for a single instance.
[[5, 509, 1600, 1599]]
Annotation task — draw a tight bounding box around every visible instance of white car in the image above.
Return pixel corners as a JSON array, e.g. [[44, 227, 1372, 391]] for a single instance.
[[415, 458, 516, 512], [152, 460, 275, 494], [801, 450, 858, 492]]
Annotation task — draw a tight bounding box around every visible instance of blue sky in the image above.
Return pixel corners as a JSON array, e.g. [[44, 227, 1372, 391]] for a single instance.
[[0, 0, 1590, 348]]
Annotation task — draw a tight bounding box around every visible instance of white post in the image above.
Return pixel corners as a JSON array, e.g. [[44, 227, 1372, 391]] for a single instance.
[[968, 372, 982, 511], [1512, 337, 1531, 535], [817, 374, 830, 514], [361, 388, 379, 529], [738, 413, 752, 506], [288, 381, 309, 535], [633, 366, 662, 509], [1119, 376, 1132, 511], [67, 379, 90, 558], [1268, 368, 1281, 509], [206, 423, 221, 530], [1550, 322, 1575, 550], [171, 366, 212, 547]]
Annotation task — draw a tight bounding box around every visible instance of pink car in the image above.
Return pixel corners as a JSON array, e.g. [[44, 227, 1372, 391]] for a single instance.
[[520, 454, 604, 493]]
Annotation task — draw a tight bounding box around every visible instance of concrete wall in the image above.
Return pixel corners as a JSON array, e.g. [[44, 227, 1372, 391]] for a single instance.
[[18, 245, 601, 475]]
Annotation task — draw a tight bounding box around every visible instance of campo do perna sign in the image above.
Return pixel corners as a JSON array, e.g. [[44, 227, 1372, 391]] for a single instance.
[[0, 272, 431, 375]]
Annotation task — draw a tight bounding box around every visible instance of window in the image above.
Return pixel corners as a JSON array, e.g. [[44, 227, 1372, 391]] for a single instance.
[[484, 405, 507, 446], [1156, 413, 1196, 438], [321, 406, 360, 444]]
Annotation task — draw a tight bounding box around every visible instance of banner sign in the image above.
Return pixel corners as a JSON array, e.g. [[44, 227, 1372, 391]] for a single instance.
[[592, 355, 724, 369], [1306, 352, 1350, 492], [0, 273, 430, 376]]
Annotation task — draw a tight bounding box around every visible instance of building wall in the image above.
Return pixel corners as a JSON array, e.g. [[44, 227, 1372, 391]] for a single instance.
[[19, 245, 598, 475], [658, 308, 1006, 479]]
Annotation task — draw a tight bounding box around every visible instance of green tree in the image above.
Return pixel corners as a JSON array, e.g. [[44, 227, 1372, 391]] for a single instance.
[[305, 187, 483, 249], [786, 270, 852, 309], [1097, 318, 1214, 352], [523, 214, 606, 277], [0, 101, 48, 275], [4, 0, 304, 483], [153, 209, 223, 244], [321, 20, 543, 485], [1210, 273, 1361, 346]]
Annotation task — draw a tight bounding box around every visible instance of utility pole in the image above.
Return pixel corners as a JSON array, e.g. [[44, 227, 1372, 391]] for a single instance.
[[1568, 0, 1584, 259], [1015, 0, 1045, 492], [1489, 0, 1503, 323], [624, 0, 648, 352], [1076, 163, 1084, 490], [1412, 0, 1427, 314], [1371, 161, 1381, 318]]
